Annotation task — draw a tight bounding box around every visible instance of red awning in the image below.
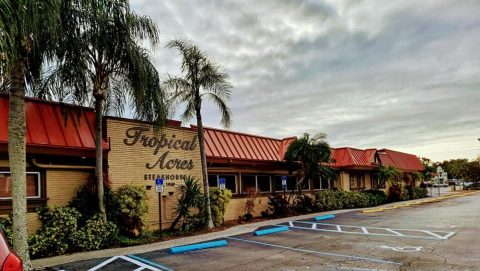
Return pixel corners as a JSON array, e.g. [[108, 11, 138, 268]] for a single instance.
[[0, 95, 108, 156]]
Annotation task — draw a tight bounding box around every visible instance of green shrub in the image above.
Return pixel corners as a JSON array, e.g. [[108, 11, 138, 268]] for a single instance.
[[341, 191, 370, 209], [412, 187, 429, 199], [0, 214, 13, 246], [388, 185, 409, 202], [209, 187, 232, 226], [69, 185, 119, 224], [400, 188, 410, 201], [116, 185, 149, 236], [70, 214, 118, 251], [171, 177, 207, 231], [362, 190, 387, 206], [314, 189, 343, 211], [29, 207, 80, 257], [293, 194, 315, 213], [266, 194, 290, 217]]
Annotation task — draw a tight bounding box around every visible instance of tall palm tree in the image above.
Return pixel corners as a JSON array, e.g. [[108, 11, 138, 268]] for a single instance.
[[40, 0, 167, 221], [0, 0, 61, 268], [165, 39, 232, 229], [376, 165, 401, 189], [284, 133, 335, 193]]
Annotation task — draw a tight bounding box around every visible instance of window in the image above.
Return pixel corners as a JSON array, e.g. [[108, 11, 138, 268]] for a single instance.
[[208, 174, 218, 188], [241, 175, 271, 193], [208, 174, 237, 194], [242, 175, 256, 193], [349, 173, 365, 190], [257, 175, 271, 193], [371, 174, 385, 189], [273, 175, 297, 191], [313, 177, 331, 190], [0, 172, 41, 199]]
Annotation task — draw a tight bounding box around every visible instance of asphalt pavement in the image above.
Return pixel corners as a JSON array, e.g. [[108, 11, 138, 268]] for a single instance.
[[51, 191, 480, 271]]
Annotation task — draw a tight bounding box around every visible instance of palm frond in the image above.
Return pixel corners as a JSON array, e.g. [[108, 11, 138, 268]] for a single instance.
[[202, 92, 232, 128]]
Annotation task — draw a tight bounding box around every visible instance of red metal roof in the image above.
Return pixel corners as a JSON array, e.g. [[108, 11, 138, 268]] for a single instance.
[[330, 147, 377, 168], [202, 126, 296, 162], [0, 95, 108, 153], [203, 127, 423, 172], [377, 149, 424, 172]]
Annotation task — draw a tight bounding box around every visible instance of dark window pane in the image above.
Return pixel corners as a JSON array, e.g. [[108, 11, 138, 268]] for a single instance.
[[257, 175, 271, 192], [321, 178, 329, 189], [208, 174, 217, 188], [242, 175, 256, 193], [301, 178, 309, 190], [287, 176, 296, 191], [313, 177, 321, 190], [220, 175, 236, 194], [273, 175, 283, 191]]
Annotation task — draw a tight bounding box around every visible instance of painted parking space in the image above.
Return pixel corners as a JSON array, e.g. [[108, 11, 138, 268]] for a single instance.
[[51, 193, 480, 271], [281, 220, 456, 240]]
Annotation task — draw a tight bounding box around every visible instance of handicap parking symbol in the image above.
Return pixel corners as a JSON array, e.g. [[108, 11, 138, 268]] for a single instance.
[[380, 245, 423, 252]]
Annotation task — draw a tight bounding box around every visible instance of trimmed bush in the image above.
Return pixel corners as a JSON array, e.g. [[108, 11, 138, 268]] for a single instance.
[[71, 214, 118, 251], [293, 194, 315, 213], [412, 187, 429, 199], [266, 194, 290, 217], [29, 207, 81, 257], [314, 189, 343, 211], [362, 190, 387, 206], [209, 187, 232, 226], [341, 191, 370, 209], [116, 185, 149, 236], [388, 185, 409, 202]]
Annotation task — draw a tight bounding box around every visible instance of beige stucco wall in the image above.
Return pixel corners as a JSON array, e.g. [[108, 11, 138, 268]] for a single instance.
[[106, 118, 202, 230]]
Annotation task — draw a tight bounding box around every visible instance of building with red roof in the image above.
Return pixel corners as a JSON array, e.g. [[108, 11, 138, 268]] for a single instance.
[[0, 95, 425, 230]]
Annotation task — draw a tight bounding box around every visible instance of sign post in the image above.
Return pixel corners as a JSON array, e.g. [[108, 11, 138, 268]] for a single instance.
[[436, 166, 443, 197], [155, 178, 164, 234]]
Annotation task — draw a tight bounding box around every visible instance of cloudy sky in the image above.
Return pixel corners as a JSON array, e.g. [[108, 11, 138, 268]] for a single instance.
[[131, 0, 480, 162]]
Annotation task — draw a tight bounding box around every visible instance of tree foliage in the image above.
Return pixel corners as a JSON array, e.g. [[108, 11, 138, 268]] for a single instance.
[[376, 165, 401, 188], [284, 133, 335, 192]]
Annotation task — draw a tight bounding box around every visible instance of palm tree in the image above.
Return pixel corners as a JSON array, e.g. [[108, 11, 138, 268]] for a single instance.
[[284, 133, 335, 193], [40, 0, 167, 221], [0, 0, 61, 268], [376, 165, 401, 189], [165, 39, 232, 229]]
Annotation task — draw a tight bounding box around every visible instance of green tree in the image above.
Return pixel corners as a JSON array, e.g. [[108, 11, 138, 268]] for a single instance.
[[41, 0, 167, 221], [165, 39, 232, 229], [0, 0, 61, 268], [284, 133, 335, 193], [376, 165, 401, 189]]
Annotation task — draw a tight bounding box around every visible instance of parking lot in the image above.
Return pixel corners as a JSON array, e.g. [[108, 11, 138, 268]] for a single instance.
[[53, 192, 480, 271]]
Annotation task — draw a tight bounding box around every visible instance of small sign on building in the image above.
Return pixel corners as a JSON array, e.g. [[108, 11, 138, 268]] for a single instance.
[[155, 178, 164, 193], [219, 178, 226, 190], [281, 176, 287, 190]]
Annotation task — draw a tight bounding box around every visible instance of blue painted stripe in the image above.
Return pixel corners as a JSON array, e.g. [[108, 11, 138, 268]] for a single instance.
[[314, 214, 335, 221], [254, 226, 289, 236], [169, 240, 228, 254], [127, 254, 175, 271]]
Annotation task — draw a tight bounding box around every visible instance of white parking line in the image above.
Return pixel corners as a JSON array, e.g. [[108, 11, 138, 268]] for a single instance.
[[225, 236, 401, 266], [284, 221, 456, 240], [87, 255, 163, 271]]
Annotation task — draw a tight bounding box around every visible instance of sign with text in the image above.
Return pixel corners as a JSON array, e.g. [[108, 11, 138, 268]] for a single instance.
[[281, 176, 287, 190], [155, 178, 164, 193], [219, 178, 226, 190]]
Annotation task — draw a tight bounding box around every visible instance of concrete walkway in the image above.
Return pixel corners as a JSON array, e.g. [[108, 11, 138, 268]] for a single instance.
[[31, 190, 470, 269]]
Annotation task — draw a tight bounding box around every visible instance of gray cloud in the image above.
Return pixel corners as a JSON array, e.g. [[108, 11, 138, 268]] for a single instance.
[[132, 0, 480, 162]]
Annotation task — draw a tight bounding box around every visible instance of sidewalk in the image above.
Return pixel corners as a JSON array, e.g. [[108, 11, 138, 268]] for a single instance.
[[32, 190, 472, 269]]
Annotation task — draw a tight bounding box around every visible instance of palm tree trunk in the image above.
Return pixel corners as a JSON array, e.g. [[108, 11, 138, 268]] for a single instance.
[[196, 106, 214, 229], [8, 60, 31, 270], [94, 94, 107, 222]]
